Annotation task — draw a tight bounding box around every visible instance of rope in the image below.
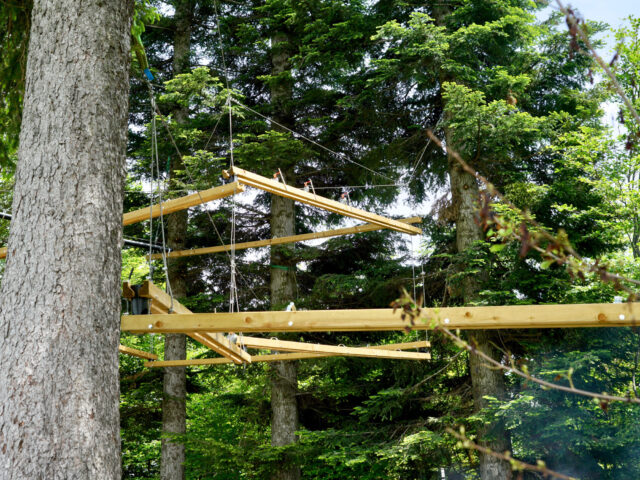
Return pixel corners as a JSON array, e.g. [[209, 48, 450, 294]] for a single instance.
[[147, 90, 175, 310], [231, 98, 399, 183], [148, 97, 263, 307], [212, 0, 240, 312]]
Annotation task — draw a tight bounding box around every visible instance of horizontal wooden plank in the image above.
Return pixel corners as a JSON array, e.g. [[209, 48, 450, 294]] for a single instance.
[[238, 336, 430, 360], [1, 183, 246, 260], [149, 217, 422, 260], [122, 302, 640, 333], [119, 345, 158, 360], [143, 340, 431, 367], [122, 181, 244, 226], [224, 167, 422, 236]]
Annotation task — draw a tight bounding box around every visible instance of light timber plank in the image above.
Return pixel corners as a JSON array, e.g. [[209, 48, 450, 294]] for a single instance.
[[223, 167, 422, 235], [189, 332, 246, 365], [122, 302, 640, 333], [144, 340, 431, 367], [135, 280, 251, 363], [238, 336, 430, 360], [1, 183, 246, 259], [122, 181, 244, 226], [149, 217, 422, 260], [119, 345, 158, 360]]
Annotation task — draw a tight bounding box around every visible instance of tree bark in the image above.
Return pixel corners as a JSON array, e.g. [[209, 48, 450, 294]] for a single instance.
[[432, 8, 511, 474], [269, 30, 300, 480], [0, 0, 132, 478], [161, 2, 194, 479], [445, 115, 512, 480]]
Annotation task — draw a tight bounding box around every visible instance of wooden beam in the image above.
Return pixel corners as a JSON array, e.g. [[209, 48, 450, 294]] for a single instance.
[[144, 340, 431, 367], [122, 302, 640, 333], [119, 345, 158, 361], [150, 217, 422, 260], [238, 336, 430, 360], [223, 167, 422, 236], [1, 183, 246, 259], [189, 332, 246, 365], [122, 282, 136, 300], [122, 181, 244, 226], [135, 280, 251, 364]]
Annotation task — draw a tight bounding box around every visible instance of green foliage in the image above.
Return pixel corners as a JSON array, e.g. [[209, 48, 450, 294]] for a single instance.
[[0, 0, 30, 166], [117, 2, 640, 479]]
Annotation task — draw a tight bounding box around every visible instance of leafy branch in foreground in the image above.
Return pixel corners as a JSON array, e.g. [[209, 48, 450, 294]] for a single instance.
[[426, 130, 640, 299], [446, 427, 577, 480], [392, 289, 640, 405]]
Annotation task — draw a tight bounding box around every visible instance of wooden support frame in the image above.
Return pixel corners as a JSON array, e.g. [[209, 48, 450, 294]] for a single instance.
[[122, 181, 244, 226], [130, 281, 251, 364], [1, 183, 245, 259], [238, 336, 431, 360], [122, 302, 640, 333], [144, 340, 431, 367], [119, 345, 158, 361], [223, 167, 422, 236], [149, 217, 422, 260]]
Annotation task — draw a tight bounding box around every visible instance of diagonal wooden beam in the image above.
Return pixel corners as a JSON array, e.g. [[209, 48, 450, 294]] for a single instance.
[[122, 302, 640, 334], [118, 345, 158, 361], [238, 336, 430, 360], [1, 183, 246, 259], [143, 340, 431, 367], [149, 217, 422, 260], [223, 167, 422, 236], [132, 281, 251, 364], [122, 181, 244, 226]]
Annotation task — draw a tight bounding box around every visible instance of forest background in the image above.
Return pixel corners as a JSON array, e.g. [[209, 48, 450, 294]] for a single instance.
[[1, 0, 640, 479]]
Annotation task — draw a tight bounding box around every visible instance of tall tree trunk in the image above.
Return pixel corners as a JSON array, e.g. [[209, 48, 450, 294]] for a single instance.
[[161, 2, 194, 479], [432, 8, 510, 477], [0, 0, 132, 478], [444, 116, 512, 480], [269, 31, 300, 480]]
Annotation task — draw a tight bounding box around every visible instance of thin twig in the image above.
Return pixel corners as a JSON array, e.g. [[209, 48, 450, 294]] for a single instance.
[[446, 428, 578, 480], [437, 324, 640, 404]]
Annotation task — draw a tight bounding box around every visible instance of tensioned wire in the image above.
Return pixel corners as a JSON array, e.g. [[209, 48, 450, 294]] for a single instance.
[[146, 93, 263, 308]]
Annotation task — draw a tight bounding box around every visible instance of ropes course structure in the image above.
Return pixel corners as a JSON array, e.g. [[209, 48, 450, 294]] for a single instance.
[[1, 22, 638, 368], [113, 165, 639, 367], [1, 165, 640, 365]]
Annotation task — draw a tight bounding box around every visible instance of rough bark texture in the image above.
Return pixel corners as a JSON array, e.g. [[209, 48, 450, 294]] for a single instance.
[[160, 2, 194, 479], [269, 31, 300, 480], [0, 1, 132, 478], [445, 121, 512, 480], [432, 4, 511, 476]]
